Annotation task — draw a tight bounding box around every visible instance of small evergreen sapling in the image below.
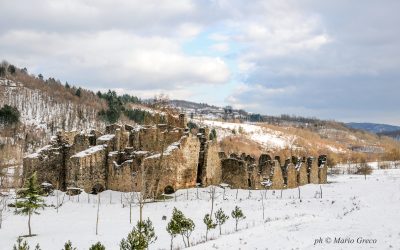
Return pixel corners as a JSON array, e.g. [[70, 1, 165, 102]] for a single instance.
[[231, 206, 246, 231], [89, 242, 106, 250], [15, 172, 45, 236], [166, 208, 181, 250], [166, 208, 195, 248], [120, 218, 156, 250], [63, 241, 76, 250], [13, 238, 41, 250], [203, 213, 217, 241], [214, 208, 229, 235]]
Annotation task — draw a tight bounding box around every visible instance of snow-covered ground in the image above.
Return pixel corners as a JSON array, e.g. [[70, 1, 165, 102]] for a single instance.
[[1, 170, 400, 249], [199, 120, 289, 149]]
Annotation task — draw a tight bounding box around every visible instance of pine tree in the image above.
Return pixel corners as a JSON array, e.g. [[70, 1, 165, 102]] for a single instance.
[[120, 218, 156, 250], [180, 214, 195, 247], [62, 241, 76, 250], [13, 238, 41, 250], [75, 88, 82, 97], [15, 172, 45, 236], [203, 213, 217, 241], [231, 206, 246, 231], [166, 208, 181, 250], [214, 208, 229, 235], [209, 128, 217, 141], [89, 242, 106, 250], [166, 208, 195, 247]]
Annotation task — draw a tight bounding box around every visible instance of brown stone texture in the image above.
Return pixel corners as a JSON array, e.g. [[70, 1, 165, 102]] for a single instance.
[[23, 118, 328, 195], [67, 145, 107, 192], [318, 164, 328, 184], [141, 133, 200, 196], [143, 134, 200, 194], [309, 159, 319, 184], [270, 160, 284, 189], [221, 158, 247, 189], [296, 162, 308, 186], [23, 145, 65, 188], [286, 163, 297, 189], [259, 154, 273, 182], [201, 141, 222, 186]]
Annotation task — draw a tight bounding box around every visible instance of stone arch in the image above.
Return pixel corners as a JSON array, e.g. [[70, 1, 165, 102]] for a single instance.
[[91, 183, 105, 194]]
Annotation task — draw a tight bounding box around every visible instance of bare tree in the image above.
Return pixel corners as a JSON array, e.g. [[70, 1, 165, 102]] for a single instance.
[[0, 164, 9, 229], [260, 191, 265, 221], [123, 191, 135, 224], [96, 193, 100, 235]]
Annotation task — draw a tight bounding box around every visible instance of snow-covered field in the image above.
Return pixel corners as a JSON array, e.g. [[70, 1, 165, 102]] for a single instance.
[[199, 120, 289, 149], [1, 170, 400, 249]]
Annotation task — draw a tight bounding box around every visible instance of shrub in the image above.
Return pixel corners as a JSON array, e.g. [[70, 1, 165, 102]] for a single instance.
[[89, 242, 106, 250], [62, 241, 76, 250], [355, 163, 373, 179], [214, 208, 229, 235], [120, 218, 156, 250], [166, 208, 195, 247], [231, 206, 246, 231], [13, 238, 41, 250], [203, 213, 216, 241], [0, 105, 20, 125]]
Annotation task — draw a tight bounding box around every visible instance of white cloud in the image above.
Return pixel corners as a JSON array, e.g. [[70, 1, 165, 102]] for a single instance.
[[0, 29, 230, 90], [211, 43, 230, 52]]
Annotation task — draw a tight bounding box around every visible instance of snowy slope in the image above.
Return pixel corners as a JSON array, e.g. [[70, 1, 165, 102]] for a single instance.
[[1, 169, 400, 249], [0, 78, 103, 133], [200, 120, 289, 149]]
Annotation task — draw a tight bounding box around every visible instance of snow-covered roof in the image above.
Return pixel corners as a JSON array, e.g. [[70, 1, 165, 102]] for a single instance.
[[71, 145, 105, 158]]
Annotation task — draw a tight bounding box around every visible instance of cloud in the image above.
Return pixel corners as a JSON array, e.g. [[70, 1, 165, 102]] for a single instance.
[[1, 0, 400, 124], [211, 43, 230, 52], [220, 0, 400, 124]]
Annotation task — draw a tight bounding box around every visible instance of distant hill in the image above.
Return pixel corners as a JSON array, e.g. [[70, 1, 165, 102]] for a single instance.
[[170, 99, 219, 110], [346, 122, 400, 134], [378, 130, 400, 141]]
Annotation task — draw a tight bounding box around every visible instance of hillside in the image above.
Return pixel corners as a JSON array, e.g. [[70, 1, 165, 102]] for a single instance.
[[0, 63, 165, 168], [196, 119, 400, 165], [378, 130, 400, 141], [346, 122, 400, 134], [1, 63, 400, 170]]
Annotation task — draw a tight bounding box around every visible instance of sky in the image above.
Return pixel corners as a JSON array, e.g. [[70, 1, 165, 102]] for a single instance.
[[1, 0, 399, 125]]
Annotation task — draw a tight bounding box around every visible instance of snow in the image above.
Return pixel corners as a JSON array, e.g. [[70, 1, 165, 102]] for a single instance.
[[1, 169, 400, 249], [200, 120, 290, 149], [97, 134, 115, 141], [146, 142, 181, 159], [25, 145, 52, 159], [71, 145, 105, 158]]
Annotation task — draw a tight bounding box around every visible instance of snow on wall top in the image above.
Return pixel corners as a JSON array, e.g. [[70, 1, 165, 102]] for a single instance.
[[71, 145, 105, 158], [145, 141, 181, 159], [97, 134, 115, 141], [25, 145, 52, 159]]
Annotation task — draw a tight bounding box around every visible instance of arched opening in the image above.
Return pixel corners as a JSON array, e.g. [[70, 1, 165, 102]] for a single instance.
[[164, 185, 175, 194], [91, 183, 105, 194]]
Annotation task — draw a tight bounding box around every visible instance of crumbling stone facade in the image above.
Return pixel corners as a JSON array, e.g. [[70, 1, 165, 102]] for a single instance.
[[23, 114, 328, 194], [308, 157, 319, 184], [219, 153, 328, 190], [296, 161, 309, 186]]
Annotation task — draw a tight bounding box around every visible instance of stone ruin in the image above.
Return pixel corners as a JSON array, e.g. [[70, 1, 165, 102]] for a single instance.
[[23, 114, 328, 196], [220, 153, 328, 190]]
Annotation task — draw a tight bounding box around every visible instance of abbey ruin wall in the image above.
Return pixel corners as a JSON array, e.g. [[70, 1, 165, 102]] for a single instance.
[[23, 115, 329, 195]]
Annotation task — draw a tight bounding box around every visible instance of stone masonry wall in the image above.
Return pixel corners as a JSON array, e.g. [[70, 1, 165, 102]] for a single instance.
[[67, 145, 107, 192]]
